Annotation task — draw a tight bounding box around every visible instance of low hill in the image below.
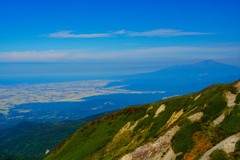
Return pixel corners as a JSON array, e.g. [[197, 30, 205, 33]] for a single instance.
[[0, 151, 42, 160], [45, 80, 240, 160], [0, 110, 116, 158]]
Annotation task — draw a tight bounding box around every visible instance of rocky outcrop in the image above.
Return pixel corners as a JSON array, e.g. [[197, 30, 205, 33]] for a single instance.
[[188, 112, 203, 122], [161, 147, 178, 160], [194, 94, 201, 100], [166, 109, 183, 127], [120, 125, 180, 160], [225, 91, 236, 107], [213, 112, 225, 127], [147, 106, 153, 111], [235, 81, 240, 91], [200, 132, 240, 160], [154, 104, 165, 118], [120, 154, 133, 160], [115, 114, 149, 138]]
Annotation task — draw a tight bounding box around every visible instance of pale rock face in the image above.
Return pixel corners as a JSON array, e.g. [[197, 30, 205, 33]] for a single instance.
[[121, 125, 180, 160], [162, 147, 177, 160], [213, 112, 225, 127], [154, 104, 166, 118], [115, 114, 149, 138], [225, 91, 236, 107], [188, 112, 203, 122], [120, 154, 133, 160], [194, 94, 202, 100], [166, 109, 183, 127], [116, 122, 138, 136], [200, 132, 240, 160], [235, 81, 240, 91], [147, 106, 153, 111]]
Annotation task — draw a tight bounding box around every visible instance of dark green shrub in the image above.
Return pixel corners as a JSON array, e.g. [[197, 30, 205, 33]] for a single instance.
[[176, 154, 184, 160], [178, 118, 191, 127], [235, 93, 240, 104], [233, 153, 240, 160], [172, 122, 201, 154], [202, 92, 227, 122], [235, 140, 240, 151], [211, 149, 228, 160], [134, 115, 153, 132], [218, 105, 240, 134], [226, 84, 238, 94]]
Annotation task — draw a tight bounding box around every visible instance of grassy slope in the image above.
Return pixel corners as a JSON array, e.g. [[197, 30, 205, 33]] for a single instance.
[[45, 80, 240, 160]]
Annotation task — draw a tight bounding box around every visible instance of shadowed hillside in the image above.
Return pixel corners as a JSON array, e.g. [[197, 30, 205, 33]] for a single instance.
[[0, 110, 117, 158]]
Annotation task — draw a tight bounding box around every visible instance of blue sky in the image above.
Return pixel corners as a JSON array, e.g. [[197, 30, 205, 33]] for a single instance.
[[0, 0, 240, 75]]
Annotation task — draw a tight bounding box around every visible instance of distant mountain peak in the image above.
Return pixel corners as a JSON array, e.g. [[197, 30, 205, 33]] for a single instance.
[[163, 59, 229, 71], [194, 59, 220, 66], [200, 59, 216, 63], [190, 60, 240, 70]]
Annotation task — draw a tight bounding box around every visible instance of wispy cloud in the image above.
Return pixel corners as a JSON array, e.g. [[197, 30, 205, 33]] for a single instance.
[[0, 50, 91, 62], [123, 43, 138, 46], [128, 29, 216, 37], [46, 30, 127, 38], [0, 46, 239, 63], [48, 31, 110, 38], [43, 29, 215, 38]]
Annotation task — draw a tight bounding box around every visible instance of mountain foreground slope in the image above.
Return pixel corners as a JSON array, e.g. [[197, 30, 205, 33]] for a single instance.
[[45, 79, 240, 160]]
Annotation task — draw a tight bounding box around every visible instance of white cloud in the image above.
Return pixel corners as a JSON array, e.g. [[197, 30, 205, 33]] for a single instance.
[[0, 50, 91, 62], [44, 29, 215, 38], [0, 46, 239, 63], [47, 31, 111, 38], [128, 29, 216, 37], [130, 46, 240, 53], [46, 30, 127, 38], [113, 30, 128, 34]]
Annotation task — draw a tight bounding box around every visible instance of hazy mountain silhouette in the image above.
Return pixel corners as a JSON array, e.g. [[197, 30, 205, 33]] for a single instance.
[[107, 60, 240, 92]]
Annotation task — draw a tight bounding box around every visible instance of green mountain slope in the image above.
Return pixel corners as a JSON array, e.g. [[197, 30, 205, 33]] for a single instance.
[[0, 110, 116, 158], [45, 80, 240, 160]]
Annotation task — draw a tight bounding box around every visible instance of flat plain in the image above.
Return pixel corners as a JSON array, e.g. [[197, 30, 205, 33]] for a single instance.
[[0, 80, 165, 115]]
